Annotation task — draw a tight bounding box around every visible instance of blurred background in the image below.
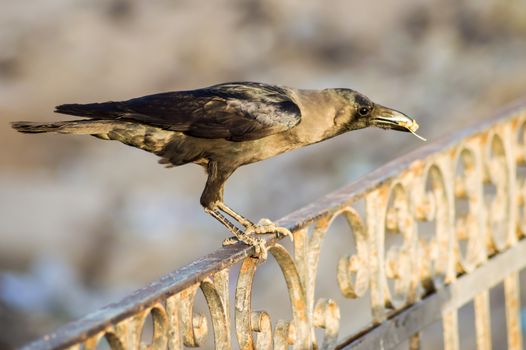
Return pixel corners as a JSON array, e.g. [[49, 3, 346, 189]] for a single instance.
[[1, 0, 526, 348]]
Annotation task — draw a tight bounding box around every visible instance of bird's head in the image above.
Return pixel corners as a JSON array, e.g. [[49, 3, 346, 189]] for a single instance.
[[333, 89, 426, 141]]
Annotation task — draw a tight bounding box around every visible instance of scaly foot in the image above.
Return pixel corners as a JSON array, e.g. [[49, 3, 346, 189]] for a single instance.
[[222, 234, 268, 260], [206, 205, 291, 260], [245, 218, 294, 242], [221, 218, 292, 260]]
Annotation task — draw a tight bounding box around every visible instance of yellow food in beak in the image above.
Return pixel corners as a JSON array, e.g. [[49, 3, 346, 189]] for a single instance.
[[400, 118, 426, 141], [370, 105, 427, 141]]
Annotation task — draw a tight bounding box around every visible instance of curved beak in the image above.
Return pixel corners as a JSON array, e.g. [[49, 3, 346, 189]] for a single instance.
[[369, 104, 426, 141], [370, 105, 418, 132]]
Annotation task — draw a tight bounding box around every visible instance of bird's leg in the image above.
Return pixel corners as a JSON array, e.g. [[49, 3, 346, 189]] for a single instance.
[[201, 162, 291, 259], [205, 207, 268, 259], [201, 163, 268, 259], [215, 202, 255, 228], [215, 202, 293, 242]]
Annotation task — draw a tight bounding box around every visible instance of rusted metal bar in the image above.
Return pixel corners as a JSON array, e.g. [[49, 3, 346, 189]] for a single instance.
[[442, 310, 459, 350], [20, 98, 526, 350], [409, 334, 420, 350], [504, 272, 523, 350], [474, 291, 491, 350]]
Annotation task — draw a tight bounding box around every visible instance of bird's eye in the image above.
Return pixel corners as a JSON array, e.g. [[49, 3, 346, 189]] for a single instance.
[[358, 107, 370, 116]]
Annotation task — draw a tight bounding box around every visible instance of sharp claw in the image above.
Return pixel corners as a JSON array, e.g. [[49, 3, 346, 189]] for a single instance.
[[275, 227, 294, 242]]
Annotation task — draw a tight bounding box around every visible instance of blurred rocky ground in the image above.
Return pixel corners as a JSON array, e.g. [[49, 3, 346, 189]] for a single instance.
[[1, 0, 526, 347]]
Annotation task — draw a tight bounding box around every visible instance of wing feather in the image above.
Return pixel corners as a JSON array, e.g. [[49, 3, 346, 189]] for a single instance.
[[55, 82, 301, 141]]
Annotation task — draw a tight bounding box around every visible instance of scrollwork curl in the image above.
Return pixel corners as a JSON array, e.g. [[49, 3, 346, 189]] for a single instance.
[[383, 182, 418, 308], [335, 207, 369, 299], [414, 162, 454, 290], [484, 131, 514, 252], [453, 145, 485, 272]]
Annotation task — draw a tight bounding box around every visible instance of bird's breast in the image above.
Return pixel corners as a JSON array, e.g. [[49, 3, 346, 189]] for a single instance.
[[185, 133, 295, 167]]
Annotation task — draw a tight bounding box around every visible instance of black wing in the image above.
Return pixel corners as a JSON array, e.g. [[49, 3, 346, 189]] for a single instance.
[[54, 82, 302, 141]]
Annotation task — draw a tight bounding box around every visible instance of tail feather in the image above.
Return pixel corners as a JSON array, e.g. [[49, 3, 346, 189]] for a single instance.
[[11, 119, 174, 154], [11, 120, 115, 134]]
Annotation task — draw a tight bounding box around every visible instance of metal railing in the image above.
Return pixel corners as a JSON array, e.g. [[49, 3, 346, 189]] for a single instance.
[[22, 99, 526, 350]]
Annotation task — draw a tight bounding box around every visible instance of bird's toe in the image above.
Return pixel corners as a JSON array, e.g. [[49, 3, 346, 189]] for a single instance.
[[256, 218, 274, 226], [252, 238, 268, 260], [223, 232, 268, 260], [222, 236, 239, 246], [275, 227, 294, 242], [247, 219, 294, 242]]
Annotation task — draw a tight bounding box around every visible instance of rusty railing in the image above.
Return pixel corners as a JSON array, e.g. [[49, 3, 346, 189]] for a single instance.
[[22, 100, 526, 350]]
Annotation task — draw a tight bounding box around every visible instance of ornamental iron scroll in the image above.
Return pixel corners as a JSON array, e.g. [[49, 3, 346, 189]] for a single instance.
[[453, 144, 485, 273], [23, 100, 526, 350], [382, 182, 419, 309], [484, 129, 515, 252], [413, 161, 455, 291], [336, 208, 369, 300]]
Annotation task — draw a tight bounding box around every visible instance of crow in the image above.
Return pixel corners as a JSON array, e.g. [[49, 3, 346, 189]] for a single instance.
[[11, 82, 425, 258]]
